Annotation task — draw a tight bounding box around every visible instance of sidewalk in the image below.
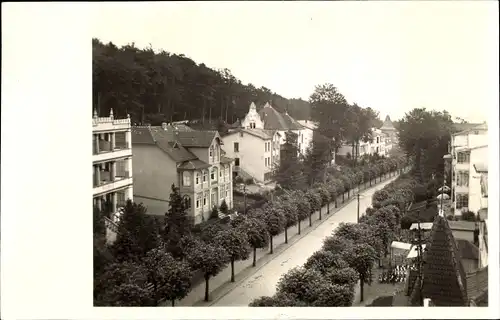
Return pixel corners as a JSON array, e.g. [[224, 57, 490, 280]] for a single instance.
[[173, 170, 403, 306]]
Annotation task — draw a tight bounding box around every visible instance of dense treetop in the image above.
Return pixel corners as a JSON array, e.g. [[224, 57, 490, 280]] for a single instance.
[[93, 38, 311, 125]]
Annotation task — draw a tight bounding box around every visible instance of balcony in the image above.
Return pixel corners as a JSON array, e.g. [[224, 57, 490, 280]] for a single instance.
[[93, 147, 132, 163], [455, 185, 469, 193], [93, 175, 133, 196]]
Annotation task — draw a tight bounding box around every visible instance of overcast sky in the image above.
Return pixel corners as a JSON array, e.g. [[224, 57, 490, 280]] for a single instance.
[[92, 1, 498, 122]]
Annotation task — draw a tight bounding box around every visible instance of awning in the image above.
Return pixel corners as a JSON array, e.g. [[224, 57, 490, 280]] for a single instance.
[[407, 244, 427, 259], [410, 222, 433, 231], [391, 241, 412, 250]]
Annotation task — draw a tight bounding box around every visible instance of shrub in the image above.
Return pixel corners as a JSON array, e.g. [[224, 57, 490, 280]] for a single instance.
[[461, 211, 476, 222], [210, 206, 219, 220]]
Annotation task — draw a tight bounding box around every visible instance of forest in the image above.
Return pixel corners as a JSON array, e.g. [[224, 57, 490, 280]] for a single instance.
[[92, 38, 311, 125]]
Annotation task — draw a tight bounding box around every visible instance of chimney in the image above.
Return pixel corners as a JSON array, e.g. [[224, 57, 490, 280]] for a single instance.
[[162, 122, 168, 130]]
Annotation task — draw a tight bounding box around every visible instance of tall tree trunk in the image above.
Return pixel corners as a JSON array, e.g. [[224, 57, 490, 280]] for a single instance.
[[309, 212, 312, 227], [204, 274, 210, 302], [327, 202, 330, 214], [202, 99, 206, 124], [285, 227, 288, 244], [171, 299, 175, 307], [335, 198, 338, 208], [269, 235, 274, 254], [360, 278, 365, 302], [252, 247, 257, 267], [319, 206, 322, 220], [230, 258, 235, 282], [342, 192, 345, 203], [298, 220, 301, 235]]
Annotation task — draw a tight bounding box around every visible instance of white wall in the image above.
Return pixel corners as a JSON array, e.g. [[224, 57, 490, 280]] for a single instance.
[[221, 131, 269, 183], [241, 102, 264, 129], [469, 146, 488, 213]]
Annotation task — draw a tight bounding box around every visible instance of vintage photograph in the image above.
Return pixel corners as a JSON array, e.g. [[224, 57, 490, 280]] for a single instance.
[[92, 2, 490, 308]]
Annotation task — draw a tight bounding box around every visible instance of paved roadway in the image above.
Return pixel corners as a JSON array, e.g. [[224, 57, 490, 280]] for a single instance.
[[210, 177, 397, 306]]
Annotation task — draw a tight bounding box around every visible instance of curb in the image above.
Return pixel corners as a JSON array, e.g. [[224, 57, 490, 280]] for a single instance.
[[192, 172, 401, 306]]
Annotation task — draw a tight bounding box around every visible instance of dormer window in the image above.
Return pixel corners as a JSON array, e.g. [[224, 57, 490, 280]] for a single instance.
[[250, 122, 256, 129], [209, 146, 214, 157]]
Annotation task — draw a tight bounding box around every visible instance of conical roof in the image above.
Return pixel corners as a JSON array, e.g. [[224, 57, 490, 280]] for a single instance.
[[380, 115, 396, 130]]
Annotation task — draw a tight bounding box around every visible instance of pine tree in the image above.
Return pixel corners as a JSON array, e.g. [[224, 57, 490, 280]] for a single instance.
[[164, 184, 194, 258], [276, 131, 304, 190]]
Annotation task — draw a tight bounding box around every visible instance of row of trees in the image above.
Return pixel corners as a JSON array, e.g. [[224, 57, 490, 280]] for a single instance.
[[250, 168, 419, 306], [93, 38, 310, 125], [94, 155, 408, 306]]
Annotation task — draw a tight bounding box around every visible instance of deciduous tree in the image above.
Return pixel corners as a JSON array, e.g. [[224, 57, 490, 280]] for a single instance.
[[214, 228, 251, 282], [186, 240, 230, 301]]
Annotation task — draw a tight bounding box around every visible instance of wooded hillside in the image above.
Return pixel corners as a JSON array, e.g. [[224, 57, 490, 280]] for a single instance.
[[92, 38, 311, 125]]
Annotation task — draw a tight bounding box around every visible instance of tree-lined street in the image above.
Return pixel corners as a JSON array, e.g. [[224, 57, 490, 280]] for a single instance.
[[210, 177, 397, 306]]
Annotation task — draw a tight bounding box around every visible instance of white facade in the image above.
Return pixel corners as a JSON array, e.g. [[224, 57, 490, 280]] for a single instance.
[[221, 128, 281, 183], [92, 109, 134, 241], [240, 102, 311, 157], [337, 127, 387, 158], [297, 120, 316, 156], [450, 123, 488, 216]]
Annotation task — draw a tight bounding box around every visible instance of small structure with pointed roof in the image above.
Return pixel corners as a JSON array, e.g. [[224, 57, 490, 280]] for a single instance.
[[380, 115, 398, 145]]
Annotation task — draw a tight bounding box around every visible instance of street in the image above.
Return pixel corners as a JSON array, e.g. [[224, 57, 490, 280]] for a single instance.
[[210, 177, 397, 306]]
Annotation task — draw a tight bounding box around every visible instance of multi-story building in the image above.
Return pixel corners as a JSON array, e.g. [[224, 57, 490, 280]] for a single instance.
[[296, 119, 336, 165], [221, 128, 281, 183], [380, 115, 398, 146], [447, 122, 488, 216], [239, 102, 310, 156], [131, 123, 233, 224], [92, 109, 134, 222], [337, 127, 387, 158]]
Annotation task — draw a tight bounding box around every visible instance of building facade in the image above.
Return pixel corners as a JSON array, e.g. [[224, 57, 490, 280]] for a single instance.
[[380, 115, 398, 145], [448, 123, 488, 216], [239, 102, 310, 156], [132, 124, 233, 224], [337, 127, 387, 158], [221, 128, 281, 183], [92, 109, 134, 224]]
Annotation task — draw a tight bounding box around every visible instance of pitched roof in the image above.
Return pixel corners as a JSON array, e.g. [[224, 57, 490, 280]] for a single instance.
[[456, 239, 479, 260], [466, 266, 488, 305], [258, 102, 304, 130], [175, 130, 219, 148], [380, 115, 396, 131], [224, 128, 275, 140], [132, 127, 198, 162], [420, 215, 468, 306], [177, 159, 211, 170]]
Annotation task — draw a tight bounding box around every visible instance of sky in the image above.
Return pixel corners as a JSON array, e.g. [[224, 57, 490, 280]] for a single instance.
[[92, 1, 498, 123]]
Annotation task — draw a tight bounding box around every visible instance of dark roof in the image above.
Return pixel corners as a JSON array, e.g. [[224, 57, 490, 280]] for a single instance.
[[132, 126, 198, 162], [448, 220, 476, 232], [466, 266, 488, 305], [407, 201, 438, 222], [420, 216, 468, 306], [177, 159, 211, 170], [456, 239, 479, 260], [258, 103, 303, 130], [175, 130, 219, 148]]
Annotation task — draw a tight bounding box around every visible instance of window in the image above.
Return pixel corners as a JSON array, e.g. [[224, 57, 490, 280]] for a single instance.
[[456, 193, 469, 209], [265, 158, 268, 167], [182, 171, 191, 186], [457, 171, 469, 187], [250, 122, 256, 128], [219, 168, 223, 177], [376, 147, 379, 153], [457, 152, 470, 163], [234, 142, 239, 152], [211, 167, 217, 180], [225, 184, 229, 197], [203, 193, 207, 206], [239, 131, 244, 137], [376, 137, 380, 144], [220, 184, 225, 199], [184, 196, 192, 209], [196, 193, 202, 208], [196, 172, 200, 184], [203, 170, 207, 182], [209, 146, 214, 157], [235, 158, 240, 166]]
